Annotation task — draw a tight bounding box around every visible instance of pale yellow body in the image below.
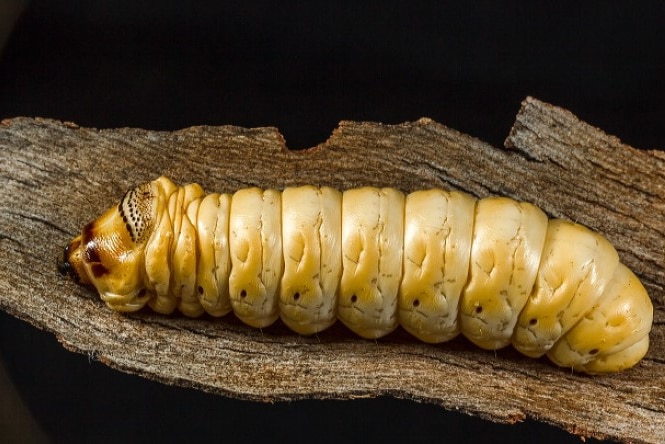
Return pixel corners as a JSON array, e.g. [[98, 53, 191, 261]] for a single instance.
[[547, 263, 653, 372], [461, 197, 548, 350], [228, 188, 283, 328], [194, 193, 233, 317], [512, 219, 620, 357], [399, 189, 475, 343], [65, 176, 654, 374], [280, 186, 342, 334], [339, 187, 405, 339]]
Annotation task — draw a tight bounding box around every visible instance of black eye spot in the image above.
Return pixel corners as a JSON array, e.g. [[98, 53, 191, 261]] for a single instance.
[[529, 318, 538, 326], [240, 289, 247, 298], [293, 292, 300, 301], [475, 306, 483, 314], [197, 286, 204, 295], [589, 348, 599, 355], [350, 294, 357, 303], [412, 299, 420, 307]]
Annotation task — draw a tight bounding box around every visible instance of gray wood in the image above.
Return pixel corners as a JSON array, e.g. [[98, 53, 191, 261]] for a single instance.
[[0, 97, 662, 443]]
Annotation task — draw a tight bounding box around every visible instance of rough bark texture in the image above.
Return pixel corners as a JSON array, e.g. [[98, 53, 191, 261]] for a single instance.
[[0, 97, 663, 443]]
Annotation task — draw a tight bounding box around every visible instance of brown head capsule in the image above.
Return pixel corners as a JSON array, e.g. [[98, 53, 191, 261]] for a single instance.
[[59, 177, 176, 312]]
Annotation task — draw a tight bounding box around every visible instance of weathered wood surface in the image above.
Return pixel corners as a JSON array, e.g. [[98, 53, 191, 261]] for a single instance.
[[0, 97, 663, 443]]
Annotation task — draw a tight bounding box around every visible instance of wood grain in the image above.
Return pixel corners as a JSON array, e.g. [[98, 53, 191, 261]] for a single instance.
[[0, 97, 663, 443]]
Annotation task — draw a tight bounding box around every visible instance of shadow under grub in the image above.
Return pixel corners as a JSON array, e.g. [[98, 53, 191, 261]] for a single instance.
[[122, 306, 559, 373]]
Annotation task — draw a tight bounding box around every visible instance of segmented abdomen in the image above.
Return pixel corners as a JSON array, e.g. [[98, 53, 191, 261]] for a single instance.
[[78, 177, 655, 374]]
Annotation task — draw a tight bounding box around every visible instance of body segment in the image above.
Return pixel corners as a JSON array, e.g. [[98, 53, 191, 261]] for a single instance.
[[398, 189, 475, 343], [339, 187, 405, 339], [280, 186, 342, 335]]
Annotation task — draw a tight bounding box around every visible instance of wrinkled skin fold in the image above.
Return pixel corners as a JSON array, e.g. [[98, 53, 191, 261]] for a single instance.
[[60, 176, 653, 374]]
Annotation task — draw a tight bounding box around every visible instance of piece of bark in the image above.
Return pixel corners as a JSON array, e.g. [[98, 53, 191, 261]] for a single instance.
[[0, 97, 662, 443]]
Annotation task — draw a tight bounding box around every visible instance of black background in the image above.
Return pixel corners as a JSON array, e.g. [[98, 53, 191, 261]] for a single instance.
[[0, 1, 663, 442]]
